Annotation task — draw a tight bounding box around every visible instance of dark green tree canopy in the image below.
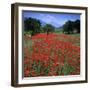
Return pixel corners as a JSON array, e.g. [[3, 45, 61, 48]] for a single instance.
[[24, 17, 41, 35], [43, 24, 55, 35], [63, 19, 80, 34], [74, 20, 80, 33]]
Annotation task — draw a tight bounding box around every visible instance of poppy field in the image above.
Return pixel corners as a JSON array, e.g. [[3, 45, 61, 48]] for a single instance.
[[24, 33, 80, 77]]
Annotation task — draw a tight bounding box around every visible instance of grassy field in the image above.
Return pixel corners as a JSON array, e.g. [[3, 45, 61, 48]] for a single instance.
[[24, 32, 80, 77], [54, 29, 80, 36]]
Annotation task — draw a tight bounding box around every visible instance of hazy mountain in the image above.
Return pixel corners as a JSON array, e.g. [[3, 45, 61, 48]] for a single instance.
[[40, 20, 46, 27]]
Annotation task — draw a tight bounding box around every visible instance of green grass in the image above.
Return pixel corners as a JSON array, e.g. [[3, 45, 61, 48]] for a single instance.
[[68, 34, 80, 37], [24, 40, 33, 53], [54, 29, 80, 37], [54, 29, 63, 34], [61, 63, 75, 75], [24, 40, 33, 47]]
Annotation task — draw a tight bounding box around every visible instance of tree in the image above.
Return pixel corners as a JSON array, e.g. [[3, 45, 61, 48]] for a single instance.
[[63, 19, 80, 34], [63, 21, 74, 34], [43, 24, 55, 35], [24, 17, 41, 35], [74, 20, 80, 33]]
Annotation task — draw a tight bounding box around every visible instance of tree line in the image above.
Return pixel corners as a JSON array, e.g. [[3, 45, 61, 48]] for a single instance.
[[24, 17, 55, 36], [24, 17, 80, 36], [63, 20, 80, 34]]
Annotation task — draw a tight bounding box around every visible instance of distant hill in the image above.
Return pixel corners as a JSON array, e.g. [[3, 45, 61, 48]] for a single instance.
[[40, 20, 47, 27], [55, 25, 63, 31], [58, 26, 63, 30]]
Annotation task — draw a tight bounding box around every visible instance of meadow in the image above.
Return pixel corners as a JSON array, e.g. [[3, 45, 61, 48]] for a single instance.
[[24, 32, 80, 77]]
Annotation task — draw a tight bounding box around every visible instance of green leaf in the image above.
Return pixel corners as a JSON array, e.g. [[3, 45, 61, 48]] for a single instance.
[[62, 62, 75, 75]]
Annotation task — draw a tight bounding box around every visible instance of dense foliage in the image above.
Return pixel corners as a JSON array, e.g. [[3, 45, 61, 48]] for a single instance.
[[43, 24, 55, 35], [63, 20, 80, 34], [24, 18, 41, 35]]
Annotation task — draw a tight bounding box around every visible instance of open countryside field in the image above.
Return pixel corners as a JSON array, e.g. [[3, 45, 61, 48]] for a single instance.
[[24, 33, 80, 77], [23, 11, 80, 77]]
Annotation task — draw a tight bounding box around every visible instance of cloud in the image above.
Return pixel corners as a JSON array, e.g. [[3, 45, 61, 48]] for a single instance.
[[39, 14, 61, 27]]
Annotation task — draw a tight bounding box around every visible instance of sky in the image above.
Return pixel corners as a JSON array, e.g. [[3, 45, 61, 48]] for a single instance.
[[23, 11, 80, 28]]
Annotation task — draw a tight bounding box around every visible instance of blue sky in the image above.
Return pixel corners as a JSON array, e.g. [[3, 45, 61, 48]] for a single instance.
[[23, 11, 80, 28]]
